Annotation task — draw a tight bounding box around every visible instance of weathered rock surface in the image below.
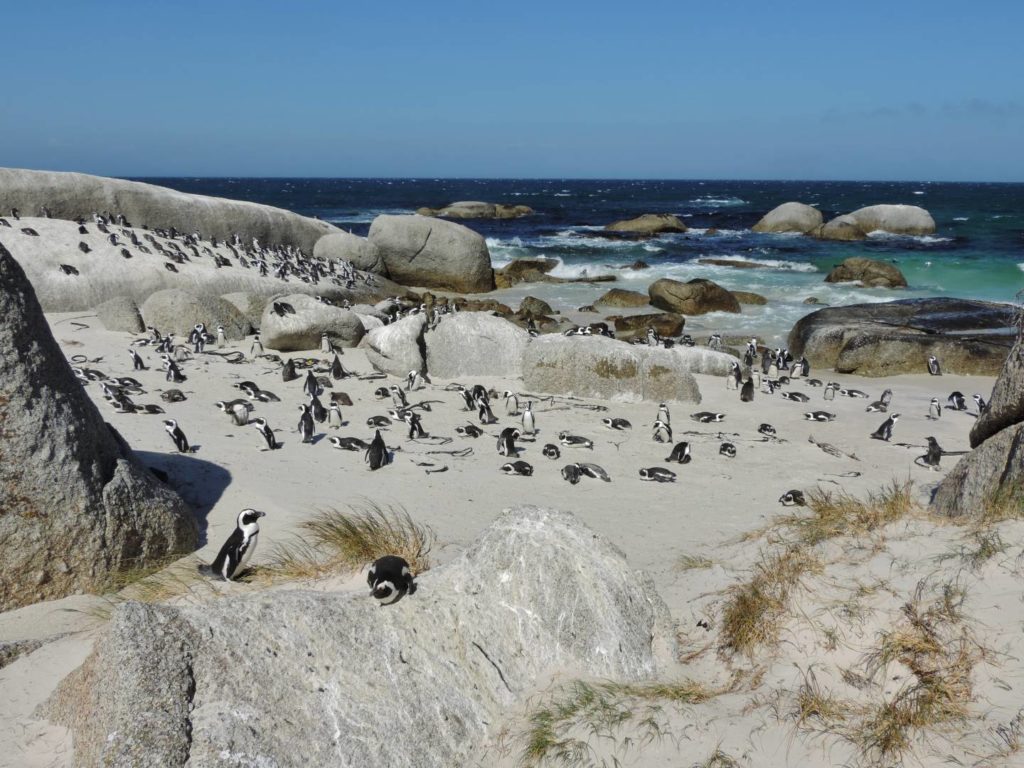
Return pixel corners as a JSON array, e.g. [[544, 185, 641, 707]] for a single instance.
[[607, 312, 685, 340], [971, 338, 1024, 448], [815, 204, 936, 241], [494, 258, 615, 289], [605, 213, 687, 234], [220, 291, 268, 328], [425, 312, 529, 378], [731, 290, 768, 305], [648, 278, 741, 315], [46, 507, 674, 768], [594, 288, 651, 308], [415, 201, 533, 219], [788, 298, 1015, 376], [362, 313, 427, 377], [140, 289, 251, 340], [94, 295, 144, 333], [313, 231, 388, 276], [0, 243, 196, 611], [259, 293, 366, 351], [931, 423, 1024, 517], [368, 214, 494, 293], [824, 257, 908, 288], [751, 202, 822, 234], [519, 296, 554, 316], [0, 167, 337, 251], [523, 335, 725, 402], [1, 218, 395, 311]]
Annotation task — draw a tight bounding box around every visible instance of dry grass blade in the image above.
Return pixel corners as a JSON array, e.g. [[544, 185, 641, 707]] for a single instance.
[[974, 483, 1024, 526], [693, 747, 741, 767], [259, 500, 435, 582], [720, 546, 822, 657], [676, 554, 714, 571], [782, 478, 919, 546], [519, 679, 716, 767]]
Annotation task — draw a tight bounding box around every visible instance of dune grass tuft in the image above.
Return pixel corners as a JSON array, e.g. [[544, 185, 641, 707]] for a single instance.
[[676, 553, 714, 571], [974, 483, 1024, 526], [520, 679, 716, 767], [693, 747, 741, 768], [781, 479, 920, 547], [720, 546, 822, 657], [259, 501, 435, 582]]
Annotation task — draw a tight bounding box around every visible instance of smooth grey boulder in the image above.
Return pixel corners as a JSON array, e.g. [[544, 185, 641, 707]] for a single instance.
[[607, 312, 685, 341], [788, 298, 1015, 376], [368, 214, 495, 293], [46, 507, 675, 768], [313, 231, 388, 276], [259, 293, 366, 352], [971, 338, 1024, 448], [0, 243, 196, 611], [648, 278, 741, 315], [815, 204, 935, 241], [824, 257, 908, 288], [140, 289, 251, 340], [425, 312, 529, 378], [522, 334, 713, 402], [519, 296, 554, 316], [362, 313, 427, 376], [605, 213, 687, 234], [415, 201, 533, 219], [0, 167, 336, 251], [94, 295, 144, 333], [931, 423, 1024, 518], [220, 291, 267, 328], [1, 217, 395, 311], [751, 202, 823, 234]]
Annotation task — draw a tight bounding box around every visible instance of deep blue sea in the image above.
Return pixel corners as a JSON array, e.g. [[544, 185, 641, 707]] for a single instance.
[[137, 178, 1024, 342]]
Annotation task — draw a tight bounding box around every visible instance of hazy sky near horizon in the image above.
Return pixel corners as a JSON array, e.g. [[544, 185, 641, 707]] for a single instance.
[[2, 1, 1021, 181]]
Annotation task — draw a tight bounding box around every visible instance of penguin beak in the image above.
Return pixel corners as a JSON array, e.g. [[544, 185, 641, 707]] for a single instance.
[[255, 511, 266, 518]]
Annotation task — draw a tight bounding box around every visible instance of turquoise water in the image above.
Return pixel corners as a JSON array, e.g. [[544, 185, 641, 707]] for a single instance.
[[139, 178, 1024, 341]]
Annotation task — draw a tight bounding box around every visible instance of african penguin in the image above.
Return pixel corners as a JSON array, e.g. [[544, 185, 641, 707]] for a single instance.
[[778, 490, 806, 507], [870, 413, 900, 442], [500, 460, 533, 476], [252, 417, 279, 450], [367, 555, 415, 604], [365, 429, 390, 470], [639, 467, 676, 483], [927, 355, 942, 376], [542, 443, 561, 459], [664, 441, 692, 464], [210, 508, 265, 581], [162, 419, 190, 453]]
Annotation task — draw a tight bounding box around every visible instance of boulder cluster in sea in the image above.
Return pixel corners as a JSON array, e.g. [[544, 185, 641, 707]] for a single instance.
[[752, 200, 936, 240]]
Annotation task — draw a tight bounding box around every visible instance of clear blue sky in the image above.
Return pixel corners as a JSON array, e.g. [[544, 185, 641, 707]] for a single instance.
[[2, 0, 1021, 181]]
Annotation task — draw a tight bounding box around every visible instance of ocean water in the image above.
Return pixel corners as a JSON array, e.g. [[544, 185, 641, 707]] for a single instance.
[[138, 178, 1024, 342]]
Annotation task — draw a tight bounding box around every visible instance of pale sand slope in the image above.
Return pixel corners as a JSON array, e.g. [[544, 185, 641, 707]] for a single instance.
[[0, 312, 1005, 767]]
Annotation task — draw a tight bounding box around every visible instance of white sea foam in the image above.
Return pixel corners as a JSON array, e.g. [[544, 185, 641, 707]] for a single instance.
[[689, 196, 747, 207], [866, 231, 952, 244], [913, 190, 925, 195], [1018, 263, 1024, 273], [699, 254, 818, 272], [953, 217, 969, 221]]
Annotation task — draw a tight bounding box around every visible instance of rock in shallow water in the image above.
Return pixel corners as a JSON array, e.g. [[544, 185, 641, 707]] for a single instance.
[[45, 507, 676, 768], [648, 278, 741, 315]]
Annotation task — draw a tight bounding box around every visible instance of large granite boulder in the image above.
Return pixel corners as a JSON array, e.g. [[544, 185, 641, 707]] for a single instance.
[[362, 313, 428, 377], [788, 298, 1015, 376], [731, 290, 768, 305], [313, 231, 388, 276], [815, 204, 935, 241], [751, 202, 823, 234], [519, 296, 553, 316], [606, 312, 685, 340], [45, 507, 675, 768], [415, 201, 533, 219], [523, 334, 716, 402], [932, 336, 1024, 516], [0, 217, 395, 311], [424, 312, 529, 378], [140, 289, 251, 339], [931, 423, 1024, 518], [94, 295, 144, 333], [494, 258, 560, 288], [0, 244, 196, 611], [971, 338, 1024, 448], [648, 278, 741, 315], [594, 288, 651, 308], [0, 167, 336, 252], [220, 291, 267, 328], [259, 293, 366, 352], [368, 214, 494, 293], [605, 213, 687, 234], [824, 257, 908, 288]]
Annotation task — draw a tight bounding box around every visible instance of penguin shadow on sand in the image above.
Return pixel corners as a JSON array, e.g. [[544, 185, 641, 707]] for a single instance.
[[136, 450, 231, 546]]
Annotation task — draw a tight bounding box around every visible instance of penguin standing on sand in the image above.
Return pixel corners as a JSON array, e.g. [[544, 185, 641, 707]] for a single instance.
[[252, 417, 279, 450], [927, 355, 942, 376], [189, 323, 207, 354], [211, 509, 266, 581], [298, 404, 315, 444], [503, 390, 520, 416], [365, 429, 390, 470], [727, 362, 742, 390], [328, 402, 343, 429], [740, 377, 754, 402], [303, 370, 319, 398], [367, 555, 415, 603], [497, 427, 521, 457], [216, 325, 226, 348], [320, 333, 333, 354], [918, 436, 943, 470], [521, 401, 536, 436], [129, 347, 146, 371], [163, 419, 190, 453], [664, 441, 692, 464], [927, 397, 942, 420], [871, 413, 899, 442], [250, 335, 264, 357]]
